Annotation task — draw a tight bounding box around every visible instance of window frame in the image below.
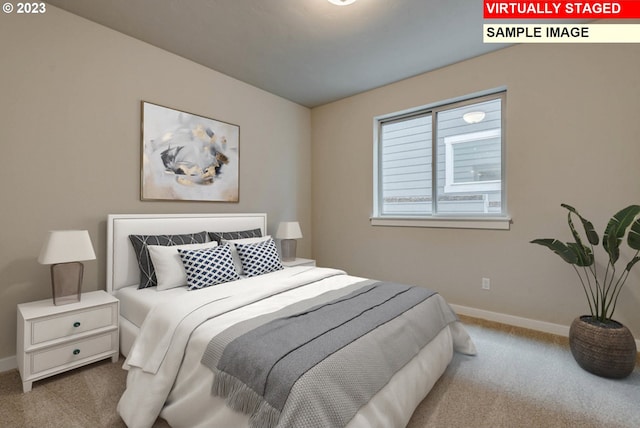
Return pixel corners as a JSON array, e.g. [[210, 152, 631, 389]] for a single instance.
[[372, 90, 510, 230], [444, 128, 502, 194]]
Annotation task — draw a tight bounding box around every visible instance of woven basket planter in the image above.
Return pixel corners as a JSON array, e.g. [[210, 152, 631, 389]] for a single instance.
[[569, 316, 637, 379]]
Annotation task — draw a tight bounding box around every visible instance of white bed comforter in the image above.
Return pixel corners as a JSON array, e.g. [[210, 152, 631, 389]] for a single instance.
[[117, 267, 475, 428]]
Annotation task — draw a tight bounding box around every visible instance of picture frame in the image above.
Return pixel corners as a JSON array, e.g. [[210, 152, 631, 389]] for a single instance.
[[140, 101, 240, 202]]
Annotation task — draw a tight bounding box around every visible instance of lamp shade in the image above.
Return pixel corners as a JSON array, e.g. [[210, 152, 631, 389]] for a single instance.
[[276, 222, 302, 240], [38, 230, 96, 265]]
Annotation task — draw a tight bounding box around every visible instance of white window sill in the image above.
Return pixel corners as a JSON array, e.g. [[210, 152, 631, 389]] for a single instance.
[[370, 216, 511, 230]]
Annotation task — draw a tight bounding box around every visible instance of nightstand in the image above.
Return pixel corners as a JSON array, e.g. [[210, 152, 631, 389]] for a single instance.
[[17, 290, 119, 393], [282, 258, 316, 267]]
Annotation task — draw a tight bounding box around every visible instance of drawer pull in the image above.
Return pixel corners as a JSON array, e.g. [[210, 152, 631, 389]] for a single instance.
[[73, 322, 81, 328], [73, 349, 80, 356]]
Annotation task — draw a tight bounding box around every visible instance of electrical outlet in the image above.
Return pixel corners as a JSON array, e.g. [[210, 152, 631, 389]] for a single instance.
[[482, 277, 491, 290]]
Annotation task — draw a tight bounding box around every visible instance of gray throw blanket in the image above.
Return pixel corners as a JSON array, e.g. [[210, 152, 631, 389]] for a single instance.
[[202, 280, 456, 428]]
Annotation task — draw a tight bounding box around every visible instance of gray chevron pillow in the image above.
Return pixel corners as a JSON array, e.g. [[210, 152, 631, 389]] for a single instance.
[[129, 231, 207, 289], [208, 228, 262, 244]]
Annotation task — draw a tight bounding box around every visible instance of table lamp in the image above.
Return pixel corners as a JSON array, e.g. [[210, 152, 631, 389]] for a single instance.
[[276, 222, 302, 262], [38, 230, 96, 305]]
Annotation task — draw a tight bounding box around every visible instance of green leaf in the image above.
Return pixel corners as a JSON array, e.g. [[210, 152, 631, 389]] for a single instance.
[[628, 219, 640, 250], [626, 256, 640, 272], [561, 203, 599, 245], [603, 205, 640, 265], [530, 239, 578, 265], [566, 242, 594, 267], [565, 213, 593, 266]]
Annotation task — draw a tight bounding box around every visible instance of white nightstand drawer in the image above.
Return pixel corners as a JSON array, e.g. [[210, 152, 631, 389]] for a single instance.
[[18, 291, 120, 392], [31, 331, 117, 375], [31, 305, 116, 345]]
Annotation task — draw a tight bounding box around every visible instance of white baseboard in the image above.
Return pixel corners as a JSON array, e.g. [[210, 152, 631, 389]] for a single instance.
[[0, 355, 17, 373], [450, 304, 640, 351]]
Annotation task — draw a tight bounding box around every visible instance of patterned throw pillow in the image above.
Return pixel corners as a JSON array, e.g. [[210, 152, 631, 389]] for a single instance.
[[224, 236, 272, 275], [178, 243, 240, 290], [148, 241, 219, 291], [208, 228, 262, 244], [129, 232, 208, 289], [235, 238, 284, 277]]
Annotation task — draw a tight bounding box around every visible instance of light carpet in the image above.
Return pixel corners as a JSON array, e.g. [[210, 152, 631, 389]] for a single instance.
[[409, 317, 640, 428]]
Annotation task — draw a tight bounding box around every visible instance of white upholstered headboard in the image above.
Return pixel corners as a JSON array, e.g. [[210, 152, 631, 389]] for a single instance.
[[106, 213, 268, 293]]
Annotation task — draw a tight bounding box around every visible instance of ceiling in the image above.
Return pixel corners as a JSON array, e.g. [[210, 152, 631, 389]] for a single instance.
[[46, 0, 511, 108]]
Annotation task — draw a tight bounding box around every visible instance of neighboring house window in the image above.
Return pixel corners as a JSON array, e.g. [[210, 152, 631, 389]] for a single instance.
[[373, 91, 508, 229], [444, 128, 501, 194]]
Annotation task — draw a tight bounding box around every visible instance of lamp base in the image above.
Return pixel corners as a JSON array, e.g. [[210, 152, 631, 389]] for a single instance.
[[280, 239, 297, 262], [51, 262, 83, 305]]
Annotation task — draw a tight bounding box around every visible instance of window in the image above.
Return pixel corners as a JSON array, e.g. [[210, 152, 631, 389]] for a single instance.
[[373, 91, 508, 229], [444, 128, 501, 194]]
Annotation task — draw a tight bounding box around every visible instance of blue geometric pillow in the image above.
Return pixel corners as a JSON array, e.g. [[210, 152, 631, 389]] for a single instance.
[[235, 238, 283, 277], [178, 243, 240, 290]]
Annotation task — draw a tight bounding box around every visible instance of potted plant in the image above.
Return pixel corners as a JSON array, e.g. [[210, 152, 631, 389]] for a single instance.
[[531, 203, 639, 378]]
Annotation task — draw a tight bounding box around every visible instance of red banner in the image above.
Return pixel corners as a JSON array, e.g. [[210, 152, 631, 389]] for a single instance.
[[484, 1, 640, 19]]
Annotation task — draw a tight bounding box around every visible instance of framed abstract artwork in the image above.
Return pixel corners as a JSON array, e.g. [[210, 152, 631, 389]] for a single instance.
[[141, 101, 240, 202]]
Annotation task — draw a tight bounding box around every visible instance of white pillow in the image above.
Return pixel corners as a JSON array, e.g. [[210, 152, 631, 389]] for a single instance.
[[224, 235, 272, 274], [148, 241, 218, 290]]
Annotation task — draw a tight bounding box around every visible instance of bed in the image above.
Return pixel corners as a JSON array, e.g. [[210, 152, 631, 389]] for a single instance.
[[107, 213, 476, 428]]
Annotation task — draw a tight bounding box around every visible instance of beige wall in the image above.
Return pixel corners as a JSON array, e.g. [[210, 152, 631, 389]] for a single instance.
[[311, 43, 640, 338], [0, 6, 311, 360]]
